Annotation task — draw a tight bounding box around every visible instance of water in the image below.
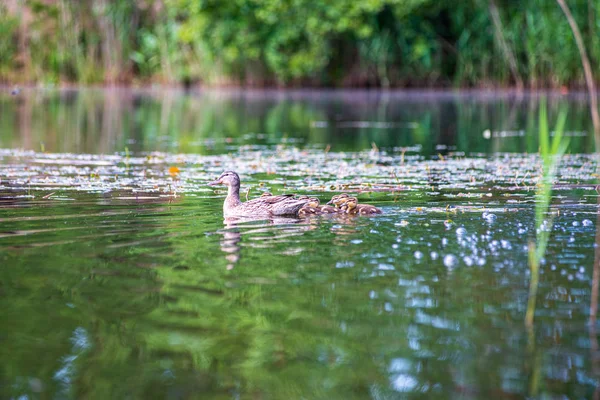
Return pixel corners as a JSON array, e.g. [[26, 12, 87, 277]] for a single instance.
[[0, 88, 596, 155], [1, 89, 599, 399]]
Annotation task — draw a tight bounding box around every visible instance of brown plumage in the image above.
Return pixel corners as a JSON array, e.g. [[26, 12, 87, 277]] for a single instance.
[[209, 171, 312, 218], [327, 193, 351, 208], [339, 197, 358, 214], [329, 194, 382, 215], [298, 206, 320, 217], [354, 204, 382, 215], [298, 205, 340, 217], [317, 204, 340, 214]]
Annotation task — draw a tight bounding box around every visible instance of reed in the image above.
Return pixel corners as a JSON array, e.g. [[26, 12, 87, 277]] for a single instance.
[[525, 99, 568, 328]]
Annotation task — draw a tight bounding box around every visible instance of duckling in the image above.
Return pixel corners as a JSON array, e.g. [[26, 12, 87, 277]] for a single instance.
[[298, 204, 340, 217], [297, 196, 325, 216], [334, 194, 382, 215], [317, 204, 340, 214], [298, 196, 344, 217], [355, 203, 382, 215], [209, 171, 312, 217], [296, 195, 318, 205], [327, 193, 351, 208], [297, 196, 319, 216], [306, 197, 320, 208], [339, 196, 359, 215], [298, 205, 320, 217]]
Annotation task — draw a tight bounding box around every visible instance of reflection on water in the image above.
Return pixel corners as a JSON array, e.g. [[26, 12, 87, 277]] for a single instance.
[[220, 218, 243, 270], [0, 189, 598, 398], [218, 216, 309, 270], [0, 185, 599, 398], [217, 214, 372, 270], [1, 89, 600, 399], [0, 88, 596, 155]]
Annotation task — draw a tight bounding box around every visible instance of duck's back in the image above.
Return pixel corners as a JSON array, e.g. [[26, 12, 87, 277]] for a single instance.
[[234, 195, 311, 217]]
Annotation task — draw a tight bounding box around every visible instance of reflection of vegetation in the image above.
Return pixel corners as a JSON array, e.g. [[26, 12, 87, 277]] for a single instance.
[[0, 90, 595, 155], [1, 170, 599, 398]]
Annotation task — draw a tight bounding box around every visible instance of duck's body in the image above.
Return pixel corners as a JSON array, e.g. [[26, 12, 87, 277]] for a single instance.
[[354, 204, 382, 215], [298, 204, 340, 217], [209, 171, 312, 218], [298, 206, 319, 217], [297, 196, 346, 217], [317, 204, 340, 214]]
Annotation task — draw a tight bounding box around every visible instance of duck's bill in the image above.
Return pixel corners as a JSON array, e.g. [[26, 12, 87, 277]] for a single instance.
[[326, 199, 334, 205], [208, 179, 222, 186]]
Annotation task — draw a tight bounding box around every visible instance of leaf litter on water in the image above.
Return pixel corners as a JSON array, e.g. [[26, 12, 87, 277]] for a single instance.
[[0, 147, 598, 215]]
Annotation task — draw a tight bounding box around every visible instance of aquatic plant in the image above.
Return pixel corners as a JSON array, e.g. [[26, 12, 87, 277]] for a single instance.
[[525, 99, 568, 328], [522, 99, 569, 397]]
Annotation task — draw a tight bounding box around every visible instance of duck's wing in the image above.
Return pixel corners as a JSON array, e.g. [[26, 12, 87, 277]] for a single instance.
[[243, 194, 316, 216], [246, 194, 295, 205], [272, 200, 311, 216]]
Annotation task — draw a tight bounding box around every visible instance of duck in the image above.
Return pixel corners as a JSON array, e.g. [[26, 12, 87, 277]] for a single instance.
[[344, 197, 382, 215], [354, 203, 382, 215], [328, 194, 382, 215], [317, 204, 341, 214], [328, 193, 351, 208], [338, 196, 357, 214], [298, 197, 321, 217], [209, 171, 313, 217], [297, 196, 340, 217]]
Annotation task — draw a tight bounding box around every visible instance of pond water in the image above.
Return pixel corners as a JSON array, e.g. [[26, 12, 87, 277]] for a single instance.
[[1, 89, 599, 399]]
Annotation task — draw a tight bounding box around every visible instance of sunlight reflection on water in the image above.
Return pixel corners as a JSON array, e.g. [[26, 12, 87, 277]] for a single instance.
[[1, 90, 600, 398]]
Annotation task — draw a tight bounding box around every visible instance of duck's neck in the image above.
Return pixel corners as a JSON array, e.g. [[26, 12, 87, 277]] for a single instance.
[[225, 183, 242, 210]]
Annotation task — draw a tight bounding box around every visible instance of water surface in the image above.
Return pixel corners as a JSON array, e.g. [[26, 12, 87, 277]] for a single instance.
[[1, 88, 596, 154], [1, 89, 599, 399]]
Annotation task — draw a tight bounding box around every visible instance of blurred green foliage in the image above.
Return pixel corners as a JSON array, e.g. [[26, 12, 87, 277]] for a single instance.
[[0, 0, 598, 86]]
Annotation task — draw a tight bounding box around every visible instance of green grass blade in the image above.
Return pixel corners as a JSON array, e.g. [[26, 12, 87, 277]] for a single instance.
[[551, 108, 568, 155], [538, 98, 549, 166]]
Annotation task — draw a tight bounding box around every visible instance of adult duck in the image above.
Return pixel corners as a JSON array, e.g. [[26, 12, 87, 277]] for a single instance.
[[208, 171, 312, 217]]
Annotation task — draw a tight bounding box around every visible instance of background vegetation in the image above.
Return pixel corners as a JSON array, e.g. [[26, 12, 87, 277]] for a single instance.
[[1, 0, 598, 88]]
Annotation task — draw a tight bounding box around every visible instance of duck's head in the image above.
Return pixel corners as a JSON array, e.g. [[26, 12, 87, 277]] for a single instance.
[[340, 197, 358, 213], [208, 171, 240, 187], [307, 197, 320, 208], [327, 193, 350, 207]]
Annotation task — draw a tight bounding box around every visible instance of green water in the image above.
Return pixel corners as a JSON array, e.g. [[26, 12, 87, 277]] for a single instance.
[[0, 89, 596, 155], [1, 89, 599, 399]]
